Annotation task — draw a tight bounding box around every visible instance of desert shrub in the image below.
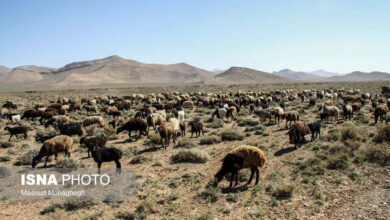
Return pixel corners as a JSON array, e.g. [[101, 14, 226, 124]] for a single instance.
[[0, 155, 11, 162], [171, 148, 209, 163], [115, 211, 136, 220], [326, 128, 339, 141], [40, 203, 63, 215], [0, 141, 14, 149], [15, 147, 47, 166], [201, 186, 222, 203], [327, 154, 350, 170], [297, 158, 325, 177], [55, 158, 83, 168], [220, 128, 244, 141], [135, 200, 158, 219], [272, 184, 295, 199], [348, 171, 361, 182], [205, 117, 224, 128], [130, 155, 148, 164], [41, 201, 96, 215], [0, 166, 11, 178], [341, 125, 360, 142], [195, 211, 214, 220], [238, 119, 259, 127], [175, 138, 196, 148], [145, 133, 161, 146], [84, 211, 104, 220], [356, 144, 390, 166], [373, 125, 390, 143], [199, 136, 221, 145]]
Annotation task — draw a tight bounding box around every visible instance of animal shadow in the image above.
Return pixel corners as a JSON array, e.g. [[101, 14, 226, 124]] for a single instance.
[[274, 147, 297, 157]]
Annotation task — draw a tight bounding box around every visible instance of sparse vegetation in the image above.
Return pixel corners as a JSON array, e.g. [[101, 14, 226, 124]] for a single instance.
[[171, 148, 209, 163], [220, 128, 244, 141]]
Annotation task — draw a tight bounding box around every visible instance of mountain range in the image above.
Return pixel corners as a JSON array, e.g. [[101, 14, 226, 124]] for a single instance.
[[1, 55, 389, 89]]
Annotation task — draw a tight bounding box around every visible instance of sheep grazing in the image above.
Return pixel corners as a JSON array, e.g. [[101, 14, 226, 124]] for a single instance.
[[188, 121, 204, 138], [116, 118, 148, 141], [85, 105, 97, 113], [281, 111, 300, 128], [252, 108, 272, 124], [212, 108, 227, 120], [374, 105, 388, 124], [104, 106, 119, 115], [21, 109, 44, 120], [82, 116, 105, 127], [4, 126, 30, 141], [59, 122, 84, 136], [146, 114, 158, 132], [91, 146, 123, 174], [32, 135, 73, 168], [155, 122, 177, 149], [351, 102, 362, 115], [322, 105, 340, 123], [39, 111, 57, 123], [271, 107, 284, 125], [308, 121, 321, 141], [2, 101, 17, 109], [288, 122, 310, 148], [226, 106, 237, 121], [343, 105, 353, 120], [44, 115, 71, 128], [320, 112, 329, 123], [214, 145, 266, 188], [108, 111, 121, 119], [35, 132, 57, 143], [80, 136, 107, 158]]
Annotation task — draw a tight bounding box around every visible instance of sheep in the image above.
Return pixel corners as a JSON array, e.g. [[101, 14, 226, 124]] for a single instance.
[[80, 136, 107, 158], [343, 105, 353, 120], [82, 116, 105, 127], [288, 122, 310, 148], [59, 122, 84, 136], [91, 146, 122, 174], [320, 112, 329, 123], [2, 101, 17, 109], [21, 109, 44, 120], [104, 106, 118, 114], [11, 114, 21, 123], [251, 108, 272, 124], [155, 122, 177, 149], [116, 118, 148, 141], [183, 101, 194, 109], [168, 118, 180, 133], [4, 126, 30, 141], [39, 111, 57, 123], [351, 102, 362, 115], [214, 145, 266, 188], [188, 121, 204, 138], [308, 121, 321, 141], [179, 122, 186, 137], [271, 107, 284, 125], [374, 105, 388, 124], [35, 132, 57, 143], [85, 105, 97, 113], [322, 105, 340, 122], [44, 115, 72, 128], [226, 106, 237, 121], [177, 110, 185, 124], [281, 111, 300, 128], [212, 108, 227, 120], [108, 117, 126, 129], [0, 108, 8, 118], [32, 135, 73, 168], [108, 111, 121, 119]]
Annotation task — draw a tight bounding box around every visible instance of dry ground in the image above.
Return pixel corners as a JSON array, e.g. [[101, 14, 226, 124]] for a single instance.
[[0, 81, 389, 220]]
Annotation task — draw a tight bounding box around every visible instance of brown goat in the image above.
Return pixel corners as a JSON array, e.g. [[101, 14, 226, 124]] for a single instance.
[[351, 102, 362, 115], [80, 136, 107, 158], [288, 122, 310, 148], [374, 105, 388, 124], [155, 123, 176, 149]]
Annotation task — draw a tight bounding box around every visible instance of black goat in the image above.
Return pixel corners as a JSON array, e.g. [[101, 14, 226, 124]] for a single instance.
[[91, 146, 122, 174], [58, 122, 84, 136], [308, 121, 321, 141], [188, 121, 204, 138]]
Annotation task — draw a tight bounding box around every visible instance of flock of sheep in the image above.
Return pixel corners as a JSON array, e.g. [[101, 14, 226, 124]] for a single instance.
[[0, 86, 389, 188]]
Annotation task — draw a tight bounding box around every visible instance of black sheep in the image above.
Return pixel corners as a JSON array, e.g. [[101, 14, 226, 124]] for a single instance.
[[308, 121, 321, 141], [91, 146, 122, 174], [4, 126, 30, 141], [320, 112, 329, 123], [59, 122, 84, 136], [80, 136, 107, 158], [116, 118, 148, 141], [188, 121, 204, 138]]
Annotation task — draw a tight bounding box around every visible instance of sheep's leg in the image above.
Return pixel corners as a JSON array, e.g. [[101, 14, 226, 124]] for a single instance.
[[128, 131, 132, 141], [136, 130, 142, 140], [44, 156, 49, 167], [191, 131, 193, 138], [202, 129, 204, 136], [229, 173, 234, 188], [9, 134, 13, 141], [115, 160, 121, 174], [234, 170, 239, 187], [246, 167, 256, 185], [97, 163, 102, 174], [255, 167, 260, 185], [24, 133, 27, 139]]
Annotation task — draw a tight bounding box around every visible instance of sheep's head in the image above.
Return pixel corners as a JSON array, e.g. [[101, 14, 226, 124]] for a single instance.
[[4, 126, 10, 131], [213, 154, 244, 187], [116, 126, 123, 134], [32, 156, 40, 168], [154, 125, 160, 133]]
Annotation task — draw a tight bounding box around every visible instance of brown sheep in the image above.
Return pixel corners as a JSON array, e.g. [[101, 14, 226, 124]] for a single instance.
[[226, 106, 237, 121], [288, 122, 310, 148], [80, 136, 107, 158], [374, 105, 388, 124], [4, 126, 30, 141], [351, 102, 362, 115], [155, 122, 176, 149], [271, 107, 284, 125], [116, 118, 148, 141], [214, 145, 266, 187], [32, 135, 73, 168], [82, 116, 105, 127], [281, 111, 300, 128]]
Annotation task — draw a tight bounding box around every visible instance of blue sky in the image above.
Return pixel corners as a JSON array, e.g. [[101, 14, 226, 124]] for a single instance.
[[0, 0, 389, 73]]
